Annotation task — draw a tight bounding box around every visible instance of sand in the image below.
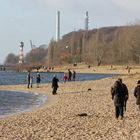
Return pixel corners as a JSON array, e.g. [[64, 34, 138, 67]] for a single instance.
[[0, 65, 140, 140]]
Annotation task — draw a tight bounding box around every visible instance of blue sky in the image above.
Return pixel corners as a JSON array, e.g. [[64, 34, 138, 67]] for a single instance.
[[0, 0, 140, 64]]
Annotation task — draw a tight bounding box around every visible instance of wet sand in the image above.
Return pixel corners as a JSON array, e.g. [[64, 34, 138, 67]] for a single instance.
[[0, 65, 140, 140]]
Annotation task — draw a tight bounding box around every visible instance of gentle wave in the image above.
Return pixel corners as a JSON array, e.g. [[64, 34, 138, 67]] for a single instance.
[[0, 90, 47, 116]]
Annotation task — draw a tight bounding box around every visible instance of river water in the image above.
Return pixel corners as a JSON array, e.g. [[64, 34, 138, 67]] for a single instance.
[[0, 71, 116, 116], [0, 90, 47, 116], [0, 71, 116, 85]]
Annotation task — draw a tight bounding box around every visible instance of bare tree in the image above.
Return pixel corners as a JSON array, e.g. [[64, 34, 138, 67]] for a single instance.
[[4, 53, 18, 65], [25, 47, 47, 64]]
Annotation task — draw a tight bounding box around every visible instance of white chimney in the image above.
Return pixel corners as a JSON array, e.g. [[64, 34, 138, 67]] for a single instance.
[[85, 11, 89, 30], [56, 11, 60, 41]]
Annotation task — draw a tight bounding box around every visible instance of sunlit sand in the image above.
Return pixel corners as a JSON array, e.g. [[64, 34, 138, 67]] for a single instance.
[[0, 64, 140, 139]]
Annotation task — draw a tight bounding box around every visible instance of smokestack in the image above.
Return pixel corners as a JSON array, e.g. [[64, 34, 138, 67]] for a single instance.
[[19, 41, 24, 64], [85, 11, 89, 30], [56, 11, 60, 41]]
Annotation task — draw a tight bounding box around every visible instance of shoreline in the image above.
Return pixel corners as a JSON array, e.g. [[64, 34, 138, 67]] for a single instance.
[[0, 66, 140, 139], [53, 64, 140, 75]]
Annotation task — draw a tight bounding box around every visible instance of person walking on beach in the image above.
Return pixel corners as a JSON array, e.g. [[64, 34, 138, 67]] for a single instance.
[[27, 71, 31, 88], [118, 78, 129, 111], [111, 79, 127, 119], [68, 69, 72, 81], [52, 75, 59, 95], [73, 70, 76, 81], [134, 80, 140, 111], [36, 71, 41, 88]]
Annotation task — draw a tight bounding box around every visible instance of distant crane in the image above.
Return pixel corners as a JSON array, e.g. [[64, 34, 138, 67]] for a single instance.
[[30, 40, 36, 50]]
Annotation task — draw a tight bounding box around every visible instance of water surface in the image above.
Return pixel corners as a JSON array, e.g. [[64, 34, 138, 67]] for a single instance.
[[0, 71, 116, 85], [0, 90, 47, 116], [0, 71, 116, 116]]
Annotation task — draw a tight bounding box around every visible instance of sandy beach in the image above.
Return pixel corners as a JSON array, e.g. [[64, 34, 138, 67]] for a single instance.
[[0, 65, 140, 140]]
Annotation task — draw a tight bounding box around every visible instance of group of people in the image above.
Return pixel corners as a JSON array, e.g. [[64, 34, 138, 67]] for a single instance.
[[111, 78, 140, 119], [27, 71, 59, 95], [27, 69, 140, 119], [26, 69, 76, 95], [27, 71, 41, 88], [63, 69, 76, 82], [52, 69, 76, 95]]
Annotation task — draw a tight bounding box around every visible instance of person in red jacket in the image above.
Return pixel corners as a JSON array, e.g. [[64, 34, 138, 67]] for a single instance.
[[63, 73, 68, 83]]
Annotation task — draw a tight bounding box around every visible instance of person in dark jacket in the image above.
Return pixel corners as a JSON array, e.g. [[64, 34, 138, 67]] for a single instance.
[[36, 72, 41, 88], [118, 78, 129, 111], [73, 70, 76, 81], [68, 69, 72, 81], [111, 79, 127, 119], [27, 71, 31, 88], [134, 80, 140, 111], [52, 75, 59, 95]]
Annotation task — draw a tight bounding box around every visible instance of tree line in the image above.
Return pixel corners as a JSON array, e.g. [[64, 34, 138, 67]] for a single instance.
[[4, 25, 140, 68], [47, 25, 140, 66]]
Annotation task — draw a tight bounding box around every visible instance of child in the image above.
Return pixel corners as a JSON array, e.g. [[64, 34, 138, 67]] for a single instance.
[[63, 74, 68, 83]]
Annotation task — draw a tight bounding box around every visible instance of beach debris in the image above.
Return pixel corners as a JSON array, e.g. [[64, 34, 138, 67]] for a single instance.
[[88, 88, 92, 91], [77, 113, 88, 117]]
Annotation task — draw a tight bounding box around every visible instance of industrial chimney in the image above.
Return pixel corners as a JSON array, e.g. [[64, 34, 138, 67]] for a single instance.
[[85, 11, 89, 30], [56, 11, 60, 41]]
